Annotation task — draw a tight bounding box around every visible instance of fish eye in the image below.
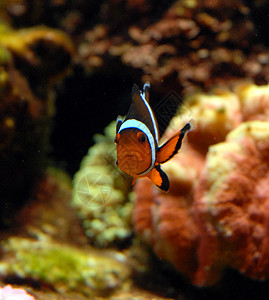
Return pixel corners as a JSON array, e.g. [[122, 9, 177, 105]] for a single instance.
[[137, 132, 147, 143]]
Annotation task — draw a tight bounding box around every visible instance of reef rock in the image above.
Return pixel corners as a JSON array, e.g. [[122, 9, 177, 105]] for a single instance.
[[0, 21, 73, 226], [77, 0, 269, 96], [0, 236, 130, 298], [0, 166, 131, 299], [16, 168, 87, 246], [0, 24, 73, 96], [133, 83, 269, 286]]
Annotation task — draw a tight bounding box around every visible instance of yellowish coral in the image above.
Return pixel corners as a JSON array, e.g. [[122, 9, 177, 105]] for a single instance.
[[72, 121, 133, 247], [237, 83, 269, 121], [0, 22, 74, 93], [0, 25, 73, 58], [164, 91, 242, 154], [232, 119, 269, 140], [187, 92, 240, 127], [205, 140, 241, 208]]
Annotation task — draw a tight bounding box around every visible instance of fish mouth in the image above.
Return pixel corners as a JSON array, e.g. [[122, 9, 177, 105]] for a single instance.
[[124, 151, 143, 161]]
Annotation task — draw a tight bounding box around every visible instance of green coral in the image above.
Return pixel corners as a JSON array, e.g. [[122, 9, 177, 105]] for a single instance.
[[0, 32, 11, 94], [0, 44, 11, 65], [0, 236, 130, 297], [72, 121, 133, 248]]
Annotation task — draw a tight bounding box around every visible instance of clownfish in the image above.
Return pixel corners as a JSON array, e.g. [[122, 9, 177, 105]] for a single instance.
[[115, 82, 193, 192]]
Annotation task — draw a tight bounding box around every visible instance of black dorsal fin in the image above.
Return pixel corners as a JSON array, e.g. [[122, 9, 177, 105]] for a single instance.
[[125, 83, 158, 142]]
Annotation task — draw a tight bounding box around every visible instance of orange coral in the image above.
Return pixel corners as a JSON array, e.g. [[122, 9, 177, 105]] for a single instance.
[[194, 121, 269, 285], [134, 147, 202, 279], [133, 122, 205, 280], [133, 84, 269, 286]]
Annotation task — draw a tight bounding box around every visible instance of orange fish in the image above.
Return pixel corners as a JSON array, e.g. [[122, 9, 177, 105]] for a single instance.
[[115, 83, 193, 192]]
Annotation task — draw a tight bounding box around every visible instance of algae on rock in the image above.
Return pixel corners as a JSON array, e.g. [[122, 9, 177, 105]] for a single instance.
[[0, 236, 130, 297]]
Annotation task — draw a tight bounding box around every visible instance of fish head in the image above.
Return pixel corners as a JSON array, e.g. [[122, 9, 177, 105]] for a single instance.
[[115, 128, 152, 176]]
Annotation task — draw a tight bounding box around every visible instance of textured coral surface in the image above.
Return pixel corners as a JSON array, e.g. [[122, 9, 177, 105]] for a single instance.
[[72, 122, 134, 248], [0, 170, 133, 299], [1, 0, 269, 298], [195, 120, 269, 285], [0, 236, 131, 297], [134, 84, 269, 286], [76, 0, 269, 96]]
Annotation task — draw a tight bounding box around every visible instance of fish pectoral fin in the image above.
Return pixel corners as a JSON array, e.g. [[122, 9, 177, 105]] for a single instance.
[[148, 165, 169, 192], [130, 177, 137, 190], [157, 122, 192, 164]]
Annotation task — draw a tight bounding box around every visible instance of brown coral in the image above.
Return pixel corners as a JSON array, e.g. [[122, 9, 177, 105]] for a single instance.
[[77, 0, 269, 96], [0, 25, 74, 96], [0, 62, 51, 225], [0, 22, 73, 225], [133, 84, 269, 286], [4, 0, 269, 99]]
